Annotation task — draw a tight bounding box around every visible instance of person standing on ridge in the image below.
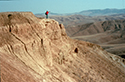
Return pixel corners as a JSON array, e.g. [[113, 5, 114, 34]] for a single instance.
[[45, 11, 49, 19]]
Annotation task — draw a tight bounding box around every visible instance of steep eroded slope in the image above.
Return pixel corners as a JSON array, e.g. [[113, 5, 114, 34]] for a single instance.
[[0, 12, 125, 82]]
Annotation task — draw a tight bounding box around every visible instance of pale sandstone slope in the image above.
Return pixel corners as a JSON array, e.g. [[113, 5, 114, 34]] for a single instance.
[[0, 12, 125, 82]]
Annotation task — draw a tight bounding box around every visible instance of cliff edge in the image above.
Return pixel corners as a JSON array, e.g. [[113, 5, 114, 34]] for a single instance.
[[0, 12, 125, 82]]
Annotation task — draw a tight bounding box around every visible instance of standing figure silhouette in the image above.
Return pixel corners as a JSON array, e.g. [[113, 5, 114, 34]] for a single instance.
[[45, 11, 49, 19]]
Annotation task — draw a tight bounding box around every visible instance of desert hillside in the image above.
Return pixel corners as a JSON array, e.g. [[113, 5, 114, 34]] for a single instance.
[[66, 19, 125, 37], [70, 20, 125, 58], [48, 14, 125, 28], [0, 12, 125, 82]]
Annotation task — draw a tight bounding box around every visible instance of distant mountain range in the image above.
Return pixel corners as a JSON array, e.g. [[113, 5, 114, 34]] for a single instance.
[[76, 8, 125, 16], [35, 8, 125, 16], [35, 12, 63, 17]]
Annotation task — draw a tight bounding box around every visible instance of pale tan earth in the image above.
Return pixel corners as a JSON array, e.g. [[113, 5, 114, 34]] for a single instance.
[[0, 12, 125, 82], [70, 19, 125, 58], [39, 14, 125, 58], [49, 14, 125, 28]]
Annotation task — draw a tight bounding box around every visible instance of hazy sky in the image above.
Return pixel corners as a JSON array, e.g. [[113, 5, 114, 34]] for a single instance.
[[0, 0, 125, 14]]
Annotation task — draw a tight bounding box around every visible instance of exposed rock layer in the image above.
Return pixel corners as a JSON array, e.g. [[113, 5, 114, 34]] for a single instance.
[[0, 12, 125, 82]]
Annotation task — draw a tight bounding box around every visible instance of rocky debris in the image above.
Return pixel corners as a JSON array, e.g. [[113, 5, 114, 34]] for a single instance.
[[0, 12, 125, 82]]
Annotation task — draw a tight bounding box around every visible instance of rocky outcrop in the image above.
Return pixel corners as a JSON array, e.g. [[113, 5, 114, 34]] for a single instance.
[[0, 12, 125, 82]]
